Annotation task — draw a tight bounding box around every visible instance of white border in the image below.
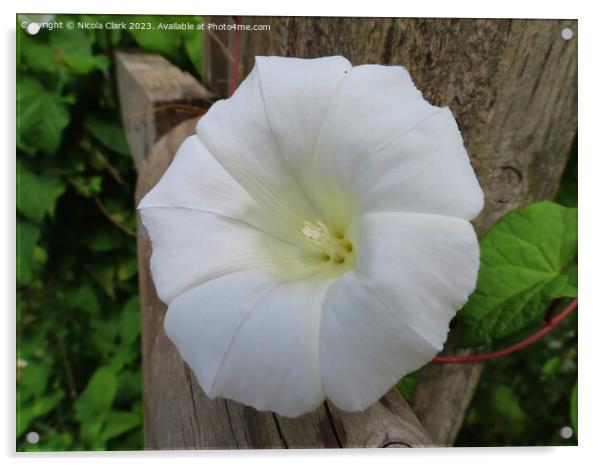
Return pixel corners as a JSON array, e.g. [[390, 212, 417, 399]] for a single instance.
[[3, 1, 600, 465]]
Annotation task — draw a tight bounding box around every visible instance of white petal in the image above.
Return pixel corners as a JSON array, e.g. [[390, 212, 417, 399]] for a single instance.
[[320, 272, 439, 412], [196, 63, 318, 244], [254, 56, 351, 171], [164, 270, 277, 397], [165, 270, 331, 417], [320, 212, 479, 411], [314, 64, 483, 220], [355, 211, 480, 347], [139, 207, 289, 304], [353, 108, 484, 220], [138, 135, 253, 220]]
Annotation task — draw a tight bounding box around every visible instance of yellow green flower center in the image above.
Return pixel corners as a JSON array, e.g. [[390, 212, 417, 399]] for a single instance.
[[302, 220, 354, 265]]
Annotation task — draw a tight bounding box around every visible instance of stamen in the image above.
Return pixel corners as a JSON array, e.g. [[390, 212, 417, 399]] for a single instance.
[[302, 220, 353, 266]]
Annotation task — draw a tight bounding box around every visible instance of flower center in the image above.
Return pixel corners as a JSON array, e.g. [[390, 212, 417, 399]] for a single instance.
[[302, 220, 354, 265]]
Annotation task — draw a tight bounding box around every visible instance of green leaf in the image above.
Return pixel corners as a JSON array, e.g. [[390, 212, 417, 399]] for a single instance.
[[128, 16, 186, 65], [19, 33, 58, 76], [89, 262, 115, 297], [70, 175, 103, 198], [84, 115, 130, 156], [60, 283, 101, 314], [120, 297, 140, 345], [88, 227, 126, 252], [491, 385, 527, 432], [74, 367, 118, 441], [555, 137, 577, 207], [17, 220, 40, 286], [571, 381, 578, 438], [117, 256, 138, 281], [49, 29, 109, 75], [17, 160, 65, 223], [458, 201, 577, 346], [17, 77, 70, 155], [396, 371, 419, 402], [99, 410, 142, 442], [19, 360, 52, 398], [181, 17, 203, 76], [17, 390, 64, 437]]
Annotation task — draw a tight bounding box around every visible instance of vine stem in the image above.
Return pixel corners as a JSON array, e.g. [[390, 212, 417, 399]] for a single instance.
[[432, 298, 578, 364], [229, 16, 242, 96]]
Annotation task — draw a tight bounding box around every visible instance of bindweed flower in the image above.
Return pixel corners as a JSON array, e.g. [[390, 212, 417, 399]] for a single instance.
[[138, 56, 484, 417]]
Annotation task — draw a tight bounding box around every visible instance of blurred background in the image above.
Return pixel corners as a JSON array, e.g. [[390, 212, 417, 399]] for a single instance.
[[16, 14, 577, 451]]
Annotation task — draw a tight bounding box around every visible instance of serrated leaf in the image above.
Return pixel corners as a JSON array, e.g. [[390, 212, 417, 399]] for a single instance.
[[458, 201, 577, 346], [17, 160, 65, 223], [17, 77, 70, 155]]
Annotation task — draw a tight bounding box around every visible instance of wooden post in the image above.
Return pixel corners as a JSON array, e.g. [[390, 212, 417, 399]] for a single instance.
[[115, 52, 215, 170], [239, 17, 577, 445], [116, 51, 433, 449]]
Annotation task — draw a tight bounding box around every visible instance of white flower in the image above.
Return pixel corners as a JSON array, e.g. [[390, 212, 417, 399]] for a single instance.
[[138, 56, 484, 417]]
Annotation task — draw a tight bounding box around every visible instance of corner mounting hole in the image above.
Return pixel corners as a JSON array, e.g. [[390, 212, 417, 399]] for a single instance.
[[26, 431, 40, 444], [26, 23, 41, 35], [561, 28, 573, 40]]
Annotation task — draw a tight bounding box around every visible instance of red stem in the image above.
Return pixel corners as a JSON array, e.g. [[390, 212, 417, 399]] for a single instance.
[[229, 16, 242, 96], [432, 298, 578, 364]]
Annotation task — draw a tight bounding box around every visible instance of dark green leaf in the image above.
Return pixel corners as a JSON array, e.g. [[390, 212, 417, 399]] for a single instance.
[[128, 16, 186, 65], [120, 297, 140, 345], [74, 367, 118, 441], [84, 116, 130, 156], [99, 410, 142, 442], [17, 160, 65, 223], [17, 390, 64, 437], [17, 77, 70, 155], [60, 283, 101, 314], [181, 17, 203, 76], [396, 371, 419, 402], [17, 220, 40, 286], [49, 29, 109, 75], [458, 201, 577, 346], [19, 360, 52, 398], [555, 137, 577, 207]]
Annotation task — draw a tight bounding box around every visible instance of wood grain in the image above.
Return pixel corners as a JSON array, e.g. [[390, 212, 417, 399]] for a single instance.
[[115, 52, 214, 170]]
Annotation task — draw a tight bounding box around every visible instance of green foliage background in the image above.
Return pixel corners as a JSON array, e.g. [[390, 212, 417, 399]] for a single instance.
[[16, 13, 577, 450], [17, 14, 203, 451]]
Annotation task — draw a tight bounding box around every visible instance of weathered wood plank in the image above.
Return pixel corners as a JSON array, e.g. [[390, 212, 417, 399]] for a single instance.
[[115, 51, 214, 170], [242, 17, 577, 445]]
